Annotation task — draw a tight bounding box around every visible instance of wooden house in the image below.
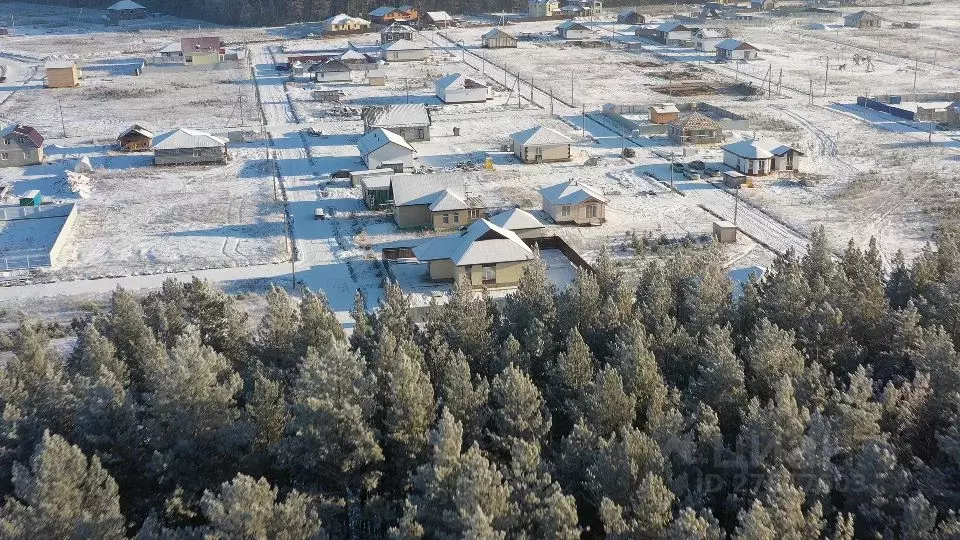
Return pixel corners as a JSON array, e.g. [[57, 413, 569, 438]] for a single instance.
[[482, 28, 518, 48], [509, 126, 572, 163], [0, 124, 44, 167], [45, 61, 80, 88], [118, 125, 154, 151], [413, 218, 534, 287], [667, 112, 723, 145], [153, 128, 228, 166], [539, 180, 607, 225], [180, 36, 224, 64], [361, 175, 393, 209], [107, 0, 147, 23]]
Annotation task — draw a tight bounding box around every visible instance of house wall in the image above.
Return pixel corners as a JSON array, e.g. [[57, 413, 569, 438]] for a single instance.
[[394, 204, 431, 229], [0, 144, 43, 167], [431, 208, 483, 230], [724, 151, 772, 175], [383, 49, 429, 62], [482, 36, 517, 48], [46, 67, 79, 88], [542, 197, 606, 225], [668, 126, 723, 145], [460, 260, 529, 287], [515, 142, 571, 163], [649, 109, 679, 124], [379, 125, 430, 141], [362, 186, 391, 209], [529, 1, 559, 17], [429, 258, 457, 280], [109, 8, 146, 22], [365, 143, 414, 169], [696, 37, 724, 51], [314, 70, 353, 82], [561, 28, 591, 39], [154, 146, 227, 166], [438, 85, 487, 103], [119, 134, 152, 151], [186, 52, 222, 65]]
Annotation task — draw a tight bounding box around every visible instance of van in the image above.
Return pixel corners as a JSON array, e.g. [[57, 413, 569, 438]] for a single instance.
[[314, 208, 326, 220]]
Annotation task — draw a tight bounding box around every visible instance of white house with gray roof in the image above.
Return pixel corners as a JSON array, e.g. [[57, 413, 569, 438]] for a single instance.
[[357, 128, 415, 170], [722, 138, 802, 175], [153, 128, 228, 166], [435, 73, 489, 103], [381, 39, 429, 61], [413, 218, 534, 287], [510, 126, 573, 163], [539, 180, 607, 225]]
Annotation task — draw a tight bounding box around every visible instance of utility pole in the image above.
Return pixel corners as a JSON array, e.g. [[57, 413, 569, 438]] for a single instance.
[[530, 78, 534, 105], [581, 104, 585, 136], [809, 78, 813, 105], [824, 57, 829, 95], [550, 88, 554, 116], [570, 74, 574, 104], [913, 57, 919, 92], [517, 72, 521, 109], [57, 94, 66, 138], [734, 185, 740, 225], [669, 151, 675, 189]]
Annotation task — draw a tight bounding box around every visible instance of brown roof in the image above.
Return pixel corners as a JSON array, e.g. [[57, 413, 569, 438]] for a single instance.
[[9, 125, 44, 148], [180, 36, 222, 54], [669, 112, 722, 131]]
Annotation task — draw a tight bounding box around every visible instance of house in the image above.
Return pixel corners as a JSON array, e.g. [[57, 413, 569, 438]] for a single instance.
[[749, 0, 776, 11], [482, 28, 518, 48], [715, 39, 759, 61], [338, 48, 380, 68], [381, 22, 415, 43], [381, 39, 429, 62], [413, 218, 534, 287], [435, 73, 489, 103], [321, 14, 372, 33], [310, 59, 353, 81], [152, 128, 228, 166], [655, 21, 692, 44], [844, 10, 881, 29], [363, 104, 432, 142], [396, 5, 419, 21], [648, 103, 680, 124], [945, 102, 960, 128], [560, 5, 585, 16], [361, 175, 393, 209], [557, 20, 592, 40], [0, 124, 44, 167], [563, 0, 602, 15], [667, 112, 724, 145], [509, 126, 572, 163], [529, 0, 561, 18], [117, 124, 153, 151], [358, 128, 416, 170], [488, 208, 545, 238], [107, 0, 146, 23], [425, 11, 454, 27], [369, 6, 417, 24], [180, 36, 224, 64], [722, 139, 803, 175], [617, 9, 645, 24], [391, 173, 485, 230], [694, 27, 731, 51], [539, 180, 607, 225], [45, 61, 80, 88]]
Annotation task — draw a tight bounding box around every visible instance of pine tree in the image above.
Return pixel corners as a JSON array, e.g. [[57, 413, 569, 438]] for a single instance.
[[503, 441, 579, 539], [245, 370, 286, 460], [736, 377, 808, 469], [688, 325, 747, 435], [842, 438, 911, 534], [900, 492, 937, 540], [609, 318, 668, 425], [599, 472, 675, 539], [430, 280, 495, 376], [550, 328, 596, 422], [434, 349, 488, 443], [488, 365, 551, 454], [666, 507, 724, 540], [830, 365, 881, 454], [381, 343, 435, 475], [743, 319, 804, 402], [0, 431, 124, 539], [350, 289, 374, 356], [586, 427, 666, 508], [255, 285, 301, 376], [200, 474, 326, 539], [298, 288, 347, 357], [734, 465, 824, 540], [71, 323, 129, 386], [578, 366, 636, 439], [503, 256, 557, 368], [372, 281, 415, 341]]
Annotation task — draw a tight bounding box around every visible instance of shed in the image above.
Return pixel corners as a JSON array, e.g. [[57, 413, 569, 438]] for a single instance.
[[844, 10, 881, 29], [509, 126, 572, 163], [362, 104, 432, 141], [539, 180, 607, 225], [118, 124, 154, 151], [413, 218, 534, 287], [715, 39, 759, 61], [153, 128, 228, 166], [361, 174, 394, 209], [350, 168, 395, 188], [617, 10, 645, 24], [556, 20, 592, 40], [713, 220, 737, 243], [482, 28, 518, 49], [488, 207, 545, 238], [358, 128, 416, 170], [45, 61, 80, 88], [435, 73, 489, 104], [19, 190, 41, 207], [649, 103, 680, 124], [667, 112, 723, 145], [723, 170, 747, 187], [107, 0, 146, 23], [381, 39, 429, 62], [425, 11, 454, 27]]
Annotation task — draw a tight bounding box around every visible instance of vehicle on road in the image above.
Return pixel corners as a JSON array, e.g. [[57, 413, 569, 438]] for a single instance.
[[314, 208, 326, 220]]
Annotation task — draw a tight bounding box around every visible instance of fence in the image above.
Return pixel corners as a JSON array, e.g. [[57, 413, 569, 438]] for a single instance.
[[0, 203, 76, 271], [856, 96, 916, 121]]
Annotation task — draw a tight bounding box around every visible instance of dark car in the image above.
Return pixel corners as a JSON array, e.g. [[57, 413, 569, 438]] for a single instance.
[[275, 64, 290, 72], [330, 169, 351, 179]]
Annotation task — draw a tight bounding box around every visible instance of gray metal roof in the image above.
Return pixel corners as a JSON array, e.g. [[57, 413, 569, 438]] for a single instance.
[[656, 21, 689, 32], [715, 38, 757, 51], [413, 218, 533, 266], [539, 180, 608, 205], [510, 126, 572, 146], [357, 128, 414, 155], [391, 173, 466, 207], [381, 39, 424, 51], [152, 128, 227, 150], [435, 72, 487, 92], [488, 208, 543, 230], [722, 138, 800, 159], [363, 104, 431, 128], [483, 28, 516, 40], [107, 0, 145, 10]]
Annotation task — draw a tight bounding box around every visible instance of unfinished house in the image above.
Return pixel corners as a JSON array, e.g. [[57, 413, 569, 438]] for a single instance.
[[844, 10, 881, 29], [667, 112, 724, 145], [722, 138, 803, 175], [358, 128, 416, 170], [107, 0, 147, 23], [152, 128, 228, 166], [391, 173, 485, 230], [509, 126, 572, 163], [413, 218, 534, 287], [321, 14, 372, 33], [482, 28, 518, 48], [0, 124, 44, 167], [362, 104, 432, 142], [540, 180, 607, 225], [117, 125, 154, 151], [435, 73, 489, 103], [45, 61, 80, 88]]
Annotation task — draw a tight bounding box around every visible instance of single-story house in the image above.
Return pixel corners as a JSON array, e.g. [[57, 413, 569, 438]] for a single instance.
[[362, 104, 432, 141], [529, 0, 561, 18], [413, 218, 534, 287], [153, 128, 228, 166], [694, 27, 731, 51], [391, 173, 485, 230], [45, 61, 80, 88], [488, 207, 545, 238], [539, 180, 607, 225], [369, 6, 417, 24], [380, 22, 416, 43], [322, 14, 372, 33], [381, 39, 429, 62], [482, 28, 518, 49], [0, 124, 44, 167], [180, 36, 224, 64], [338, 48, 380, 68], [425, 11, 454, 27], [509, 126, 572, 163], [561, 5, 585, 15], [361, 174, 393, 209], [617, 10, 644, 24], [655, 21, 692, 45], [557, 20, 592, 40], [118, 124, 153, 151], [844, 10, 881, 29], [715, 39, 759, 61], [107, 0, 146, 23], [358, 128, 416, 170], [435, 73, 489, 103], [722, 138, 803, 175], [310, 59, 353, 81], [667, 112, 724, 145], [649, 103, 680, 124]]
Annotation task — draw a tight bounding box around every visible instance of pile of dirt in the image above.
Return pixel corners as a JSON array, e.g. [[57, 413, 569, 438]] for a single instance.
[[623, 60, 663, 68], [652, 82, 718, 96], [650, 68, 704, 81]]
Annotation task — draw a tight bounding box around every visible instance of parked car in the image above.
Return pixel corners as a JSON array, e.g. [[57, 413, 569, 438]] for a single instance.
[[330, 169, 351, 179], [671, 162, 686, 173], [275, 64, 290, 72], [305, 127, 323, 137], [314, 208, 326, 220], [689, 160, 706, 170]]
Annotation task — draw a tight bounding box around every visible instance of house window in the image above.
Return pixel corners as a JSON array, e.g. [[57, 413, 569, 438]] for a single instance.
[[468, 209, 481, 219], [16, 136, 25, 144], [442, 213, 449, 224], [416, 128, 424, 139], [193, 149, 202, 157], [586, 204, 598, 219], [482, 264, 496, 283], [0, 152, 8, 160], [22, 152, 29, 160], [453, 213, 460, 223], [561, 205, 571, 217]]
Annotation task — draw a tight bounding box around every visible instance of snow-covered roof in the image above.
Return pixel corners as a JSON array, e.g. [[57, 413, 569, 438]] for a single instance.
[[382, 22, 416, 33], [363, 104, 431, 128], [488, 208, 543, 231], [845, 10, 881, 23], [107, 0, 145, 10], [339, 49, 372, 61], [557, 20, 590, 31], [426, 11, 452, 21], [0, 124, 43, 147], [119, 124, 154, 139], [324, 13, 370, 26], [369, 6, 398, 16], [650, 103, 679, 114], [561, 5, 584, 12], [45, 60, 76, 69], [357, 128, 414, 155], [414, 219, 533, 266], [510, 126, 572, 146], [715, 38, 757, 51], [428, 189, 470, 211], [435, 72, 487, 92], [159, 41, 181, 54], [381, 39, 424, 51], [656, 21, 688, 32], [153, 128, 227, 150], [483, 28, 516, 40], [722, 138, 799, 159], [539, 180, 608, 205], [391, 173, 466, 207], [669, 112, 722, 131], [695, 27, 730, 39]]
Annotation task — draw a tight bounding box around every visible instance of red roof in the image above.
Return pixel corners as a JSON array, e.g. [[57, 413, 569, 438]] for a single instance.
[[11, 125, 43, 148], [180, 36, 222, 54]]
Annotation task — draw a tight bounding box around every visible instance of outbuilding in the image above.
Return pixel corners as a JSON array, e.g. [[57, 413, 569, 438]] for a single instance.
[[381, 39, 429, 62], [435, 73, 489, 103], [844, 10, 881, 29], [539, 180, 607, 225], [509, 126, 572, 163], [45, 61, 80, 88], [482, 28, 518, 49], [152, 128, 228, 166], [362, 104, 432, 142], [413, 218, 534, 287], [649, 103, 680, 124], [655, 21, 692, 45], [722, 138, 803, 175], [425, 11, 454, 27], [0, 124, 44, 167], [357, 128, 416, 170], [107, 0, 147, 23], [667, 112, 724, 145], [715, 39, 759, 61], [556, 20, 592, 40], [713, 220, 737, 243], [361, 175, 394, 209], [118, 124, 153, 151]]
